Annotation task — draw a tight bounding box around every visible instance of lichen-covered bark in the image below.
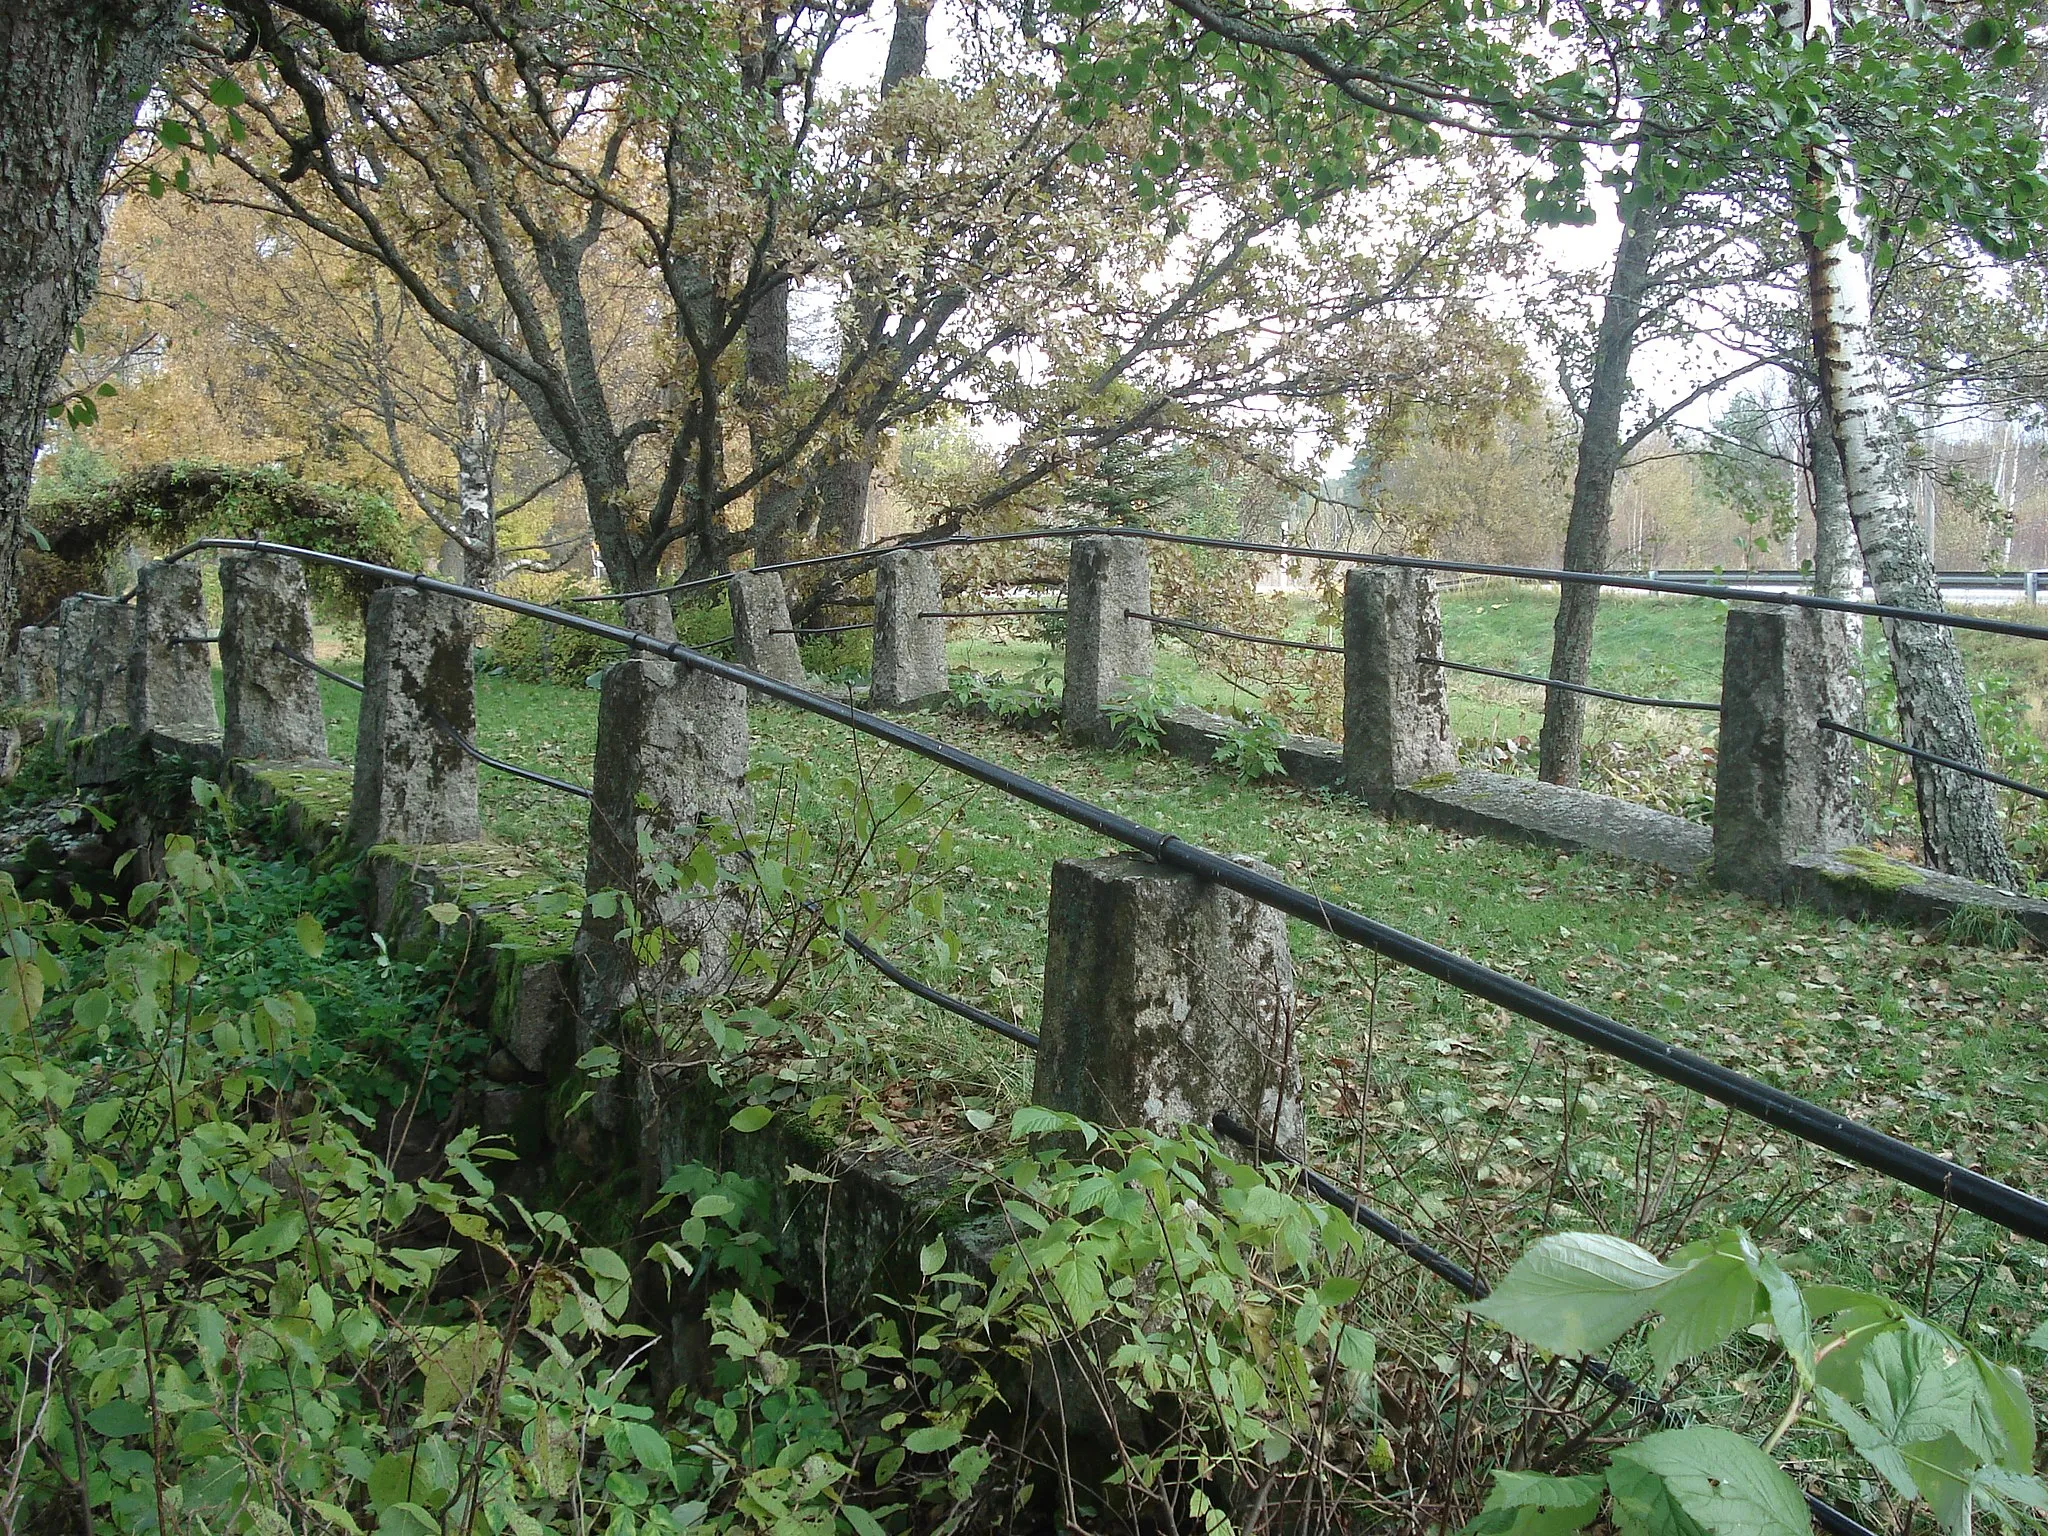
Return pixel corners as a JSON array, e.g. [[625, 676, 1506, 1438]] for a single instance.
[[0, 3, 183, 666], [1539, 191, 1665, 788], [1797, 0, 2019, 889]]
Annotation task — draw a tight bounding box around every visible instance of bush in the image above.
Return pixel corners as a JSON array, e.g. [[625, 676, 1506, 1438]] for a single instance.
[[484, 611, 626, 685]]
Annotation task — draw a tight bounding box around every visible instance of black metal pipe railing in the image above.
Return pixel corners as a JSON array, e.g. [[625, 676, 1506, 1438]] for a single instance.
[[572, 525, 2048, 646], [1130, 610, 1344, 655], [833, 925, 1041, 1050], [1419, 656, 1722, 713], [1819, 718, 2048, 803], [275, 645, 591, 801], [180, 541, 2048, 1245], [276, 643, 363, 693], [427, 713, 593, 801], [921, 608, 1067, 621], [771, 623, 874, 637]]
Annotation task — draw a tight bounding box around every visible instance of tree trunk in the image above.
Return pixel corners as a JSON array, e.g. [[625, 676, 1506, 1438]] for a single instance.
[[1537, 188, 1666, 787], [1807, 394, 1866, 844], [1803, 147, 2021, 887], [452, 430, 496, 587], [816, 443, 876, 550], [0, 2, 183, 663], [809, 0, 932, 555], [746, 273, 802, 567]]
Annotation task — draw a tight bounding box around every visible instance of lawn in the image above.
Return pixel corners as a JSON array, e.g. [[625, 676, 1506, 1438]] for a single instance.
[[299, 653, 2048, 1375]]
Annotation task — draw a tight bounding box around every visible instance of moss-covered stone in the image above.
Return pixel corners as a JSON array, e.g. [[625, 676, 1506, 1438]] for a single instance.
[[1824, 845, 1927, 893]]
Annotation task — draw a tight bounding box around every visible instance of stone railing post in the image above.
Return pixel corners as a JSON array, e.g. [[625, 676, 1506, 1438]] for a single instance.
[[1062, 534, 1154, 744], [129, 560, 220, 740], [221, 551, 330, 761], [58, 596, 137, 740], [347, 588, 481, 848], [870, 548, 947, 708], [1032, 854, 1303, 1157], [11, 627, 58, 707], [1712, 607, 1854, 899], [728, 570, 810, 687], [576, 657, 750, 1126], [1342, 568, 1456, 809]]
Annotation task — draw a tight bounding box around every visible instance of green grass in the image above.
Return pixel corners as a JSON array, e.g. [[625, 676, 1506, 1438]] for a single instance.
[[289, 656, 2048, 1364]]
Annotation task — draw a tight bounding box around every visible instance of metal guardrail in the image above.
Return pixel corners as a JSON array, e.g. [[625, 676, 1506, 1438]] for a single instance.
[[1820, 717, 2048, 803], [189, 538, 2048, 1246], [1420, 655, 1722, 713], [276, 645, 592, 801], [573, 526, 2048, 644], [1130, 609, 1345, 655]]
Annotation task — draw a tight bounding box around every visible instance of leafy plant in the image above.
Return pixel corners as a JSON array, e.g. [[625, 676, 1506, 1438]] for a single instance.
[[0, 812, 1012, 1536], [948, 667, 1062, 726], [1103, 676, 1182, 752], [1462, 1228, 2045, 1536], [1213, 711, 1288, 783]]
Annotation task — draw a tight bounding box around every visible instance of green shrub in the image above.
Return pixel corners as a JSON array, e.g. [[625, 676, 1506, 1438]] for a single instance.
[[1214, 711, 1287, 783], [484, 611, 627, 686]]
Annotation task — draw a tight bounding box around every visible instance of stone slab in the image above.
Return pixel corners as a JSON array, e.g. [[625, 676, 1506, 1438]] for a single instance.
[[348, 588, 481, 849], [1034, 853, 1303, 1157], [1398, 768, 1713, 874], [1062, 535, 1153, 743], [12, 627, 57, 706], [1788, 848, 2048, 944], [1156, 704, 1345, 790]]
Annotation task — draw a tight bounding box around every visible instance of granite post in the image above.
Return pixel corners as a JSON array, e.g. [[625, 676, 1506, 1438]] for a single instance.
[[575, 658, 751, 1126], [221, 551, 330, 761], [1342, 568, 1456, 808], [870, 548, 947, 708], [60, 598, 137, 740], [1713, 607, 1855, 899], [12, 627, 58, 706], [728, 570, 810, 687], [129, 560, 220, 739], [1062, 534, 1154, 744], [347, 588, 481, 848], [1032, 854, 1303, 1157]]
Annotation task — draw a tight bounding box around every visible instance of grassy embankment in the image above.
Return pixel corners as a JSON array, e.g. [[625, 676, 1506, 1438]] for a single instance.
[[296, 589, 2048, 1372]]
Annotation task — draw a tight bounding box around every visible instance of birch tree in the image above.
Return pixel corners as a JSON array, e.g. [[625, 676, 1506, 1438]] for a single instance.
[[1792, 0, 2021, 887]]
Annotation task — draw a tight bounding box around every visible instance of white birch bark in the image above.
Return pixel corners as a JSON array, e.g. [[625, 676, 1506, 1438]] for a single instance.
[[1796, 0, 2021, 889]]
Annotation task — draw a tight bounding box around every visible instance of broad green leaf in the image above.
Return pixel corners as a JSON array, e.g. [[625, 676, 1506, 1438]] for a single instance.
[[1608, 1427, 1807, 1536], [1466, 1233, 1682, 1357], [1645, 1234, 1758, 1381], [919, 1236, 948, 1276], [1458, 1470, 1605, 1536], [1744, 1244, 1813, 1382], [729, 1105, 772, 1133], [86, 1400, 149, 1438], [295, 912, 326, 957], [527, 1416, 578, 1498], [1856, 1328, 1982, 1456], [418, 1323, 501, 1418], [367, 1445, 455, 1514], [903, 1425, 962, 1455], [625, 1420, 673, 1479]]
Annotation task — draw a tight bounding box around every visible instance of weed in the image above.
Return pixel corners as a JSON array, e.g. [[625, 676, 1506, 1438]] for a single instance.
[[1214, 710, 1288, 783]]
